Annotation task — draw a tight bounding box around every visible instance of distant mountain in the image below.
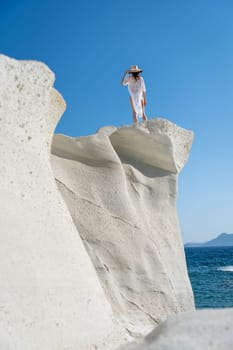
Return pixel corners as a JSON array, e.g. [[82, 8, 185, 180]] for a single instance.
[[185, 233, 233, 247]]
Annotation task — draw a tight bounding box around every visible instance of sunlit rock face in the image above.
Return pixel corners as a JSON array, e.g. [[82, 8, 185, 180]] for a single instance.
[[51, 118, 195, 337], [0, 55, 121, 350]]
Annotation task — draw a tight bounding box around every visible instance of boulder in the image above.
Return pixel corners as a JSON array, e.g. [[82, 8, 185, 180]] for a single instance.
[[118, 308, 233, 350]]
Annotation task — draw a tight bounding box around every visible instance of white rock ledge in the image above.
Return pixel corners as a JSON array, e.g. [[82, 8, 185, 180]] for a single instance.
[[109, 119, 194, 173]]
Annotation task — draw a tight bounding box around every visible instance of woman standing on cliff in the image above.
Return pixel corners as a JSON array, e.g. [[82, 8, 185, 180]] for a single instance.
[[121, 65, 147, 123]]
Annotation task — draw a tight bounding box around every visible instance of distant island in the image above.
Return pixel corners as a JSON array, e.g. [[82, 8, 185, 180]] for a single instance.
[[185, 233, 233, 247]]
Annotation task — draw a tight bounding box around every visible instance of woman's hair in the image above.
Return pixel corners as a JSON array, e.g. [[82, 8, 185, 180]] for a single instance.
[[132, 72, 140, 81]]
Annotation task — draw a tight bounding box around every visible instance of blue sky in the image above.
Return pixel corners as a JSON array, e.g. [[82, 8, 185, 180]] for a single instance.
[[1, 0, 233, 242]]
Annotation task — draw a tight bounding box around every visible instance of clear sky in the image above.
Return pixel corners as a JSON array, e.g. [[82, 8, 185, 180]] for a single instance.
[[1, 0, 233, 243]]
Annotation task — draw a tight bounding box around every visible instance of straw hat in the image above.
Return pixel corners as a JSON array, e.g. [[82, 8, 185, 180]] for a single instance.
[[128, 65, 143, 73]]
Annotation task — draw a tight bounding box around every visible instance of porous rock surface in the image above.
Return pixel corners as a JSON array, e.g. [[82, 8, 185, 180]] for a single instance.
[[51, 118, 195, 337], [0, 54, 125, 350], [118, 308, 233, 350]]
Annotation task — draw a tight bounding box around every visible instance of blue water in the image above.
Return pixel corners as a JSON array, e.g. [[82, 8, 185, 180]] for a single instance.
[[185, 246, 233, 308]]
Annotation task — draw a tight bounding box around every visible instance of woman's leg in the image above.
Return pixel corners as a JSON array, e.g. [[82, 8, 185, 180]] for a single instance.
[[130, 97, 138, 123], [141, 99, 147, 121]]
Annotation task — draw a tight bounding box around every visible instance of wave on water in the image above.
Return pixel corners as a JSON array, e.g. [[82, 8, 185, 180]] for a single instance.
[[217, 266, 233, 272], [185, 247, 233, 307]]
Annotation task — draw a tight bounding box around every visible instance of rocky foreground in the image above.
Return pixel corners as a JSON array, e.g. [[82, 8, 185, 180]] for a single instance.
[[118, 309, 233, 350], [0, 55, 232, 350]]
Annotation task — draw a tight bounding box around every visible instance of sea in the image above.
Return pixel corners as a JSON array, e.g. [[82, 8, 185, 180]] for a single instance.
[[185, 246, 233, 308]]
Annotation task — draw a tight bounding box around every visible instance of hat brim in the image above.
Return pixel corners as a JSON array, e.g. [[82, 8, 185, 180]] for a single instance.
[[128, 69, 143, 73]]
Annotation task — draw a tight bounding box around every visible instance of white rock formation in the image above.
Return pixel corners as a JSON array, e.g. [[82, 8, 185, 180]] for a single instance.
[[0, 54, 196, 350], [51, 119, 195, 337], [0, 55, 125, 350], [118, 308, 233, 350]]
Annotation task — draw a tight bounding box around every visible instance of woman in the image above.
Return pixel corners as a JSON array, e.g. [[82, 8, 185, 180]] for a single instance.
[[121, 65, 147, 123]]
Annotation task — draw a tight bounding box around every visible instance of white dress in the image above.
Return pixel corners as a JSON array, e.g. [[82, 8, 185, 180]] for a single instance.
[[123, 76, 146, 117]]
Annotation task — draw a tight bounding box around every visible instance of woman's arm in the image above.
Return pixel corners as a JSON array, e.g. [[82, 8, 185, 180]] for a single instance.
[[143, 91, 147, 106], [121, 70, 129, 85], [142, 77, 147, 105]]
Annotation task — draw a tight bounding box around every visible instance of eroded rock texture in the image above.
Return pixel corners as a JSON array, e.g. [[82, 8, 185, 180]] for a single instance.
[[0, 55, 120, 350], [51, 119, 195, 337]]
